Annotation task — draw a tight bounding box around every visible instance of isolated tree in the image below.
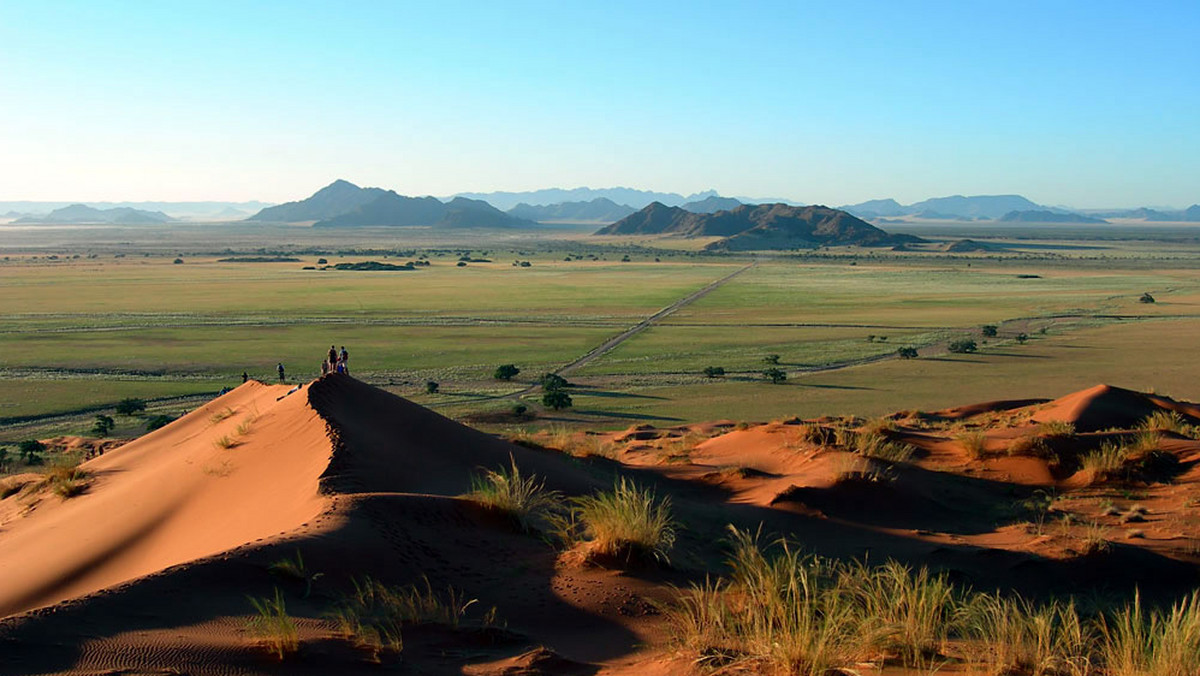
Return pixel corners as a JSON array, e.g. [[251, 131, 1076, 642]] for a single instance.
[[425, 381, 440, 394], [867, 335, 876, 343], [115, 398, 146, 416], [543, 388, 573, 410], [494, 364, 521, 381], [703, 366, 726, 378], [1016, 333, 1029, 344], [981, 325, 999, 338], [897, 347, 919, 359], [948, 338, 978, 354], [511, 403, 528, 417], [763, 367, 787, 384], [1139, 292, 1156, 303], [540, 373, 569, 391], [92, 414, 115, 437], [763, 354, 781, 365], [18, 440, 45, 465]]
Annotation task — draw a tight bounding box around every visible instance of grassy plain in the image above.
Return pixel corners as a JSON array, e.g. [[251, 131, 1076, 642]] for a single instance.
[[5, 222, 1200, 444]]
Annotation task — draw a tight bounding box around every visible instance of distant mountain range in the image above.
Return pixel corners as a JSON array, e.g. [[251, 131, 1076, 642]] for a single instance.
[[15, 204, 174, 224], [597, 202, 920, 250], [452, 187, 724, 211], [999, 210, 1108, 224], [1087, 205, 1200, 222], [507, 198, 636, 223], [680, 196, 743, 213], [248, 180, 533, 228], [0, 200, 272, 221], [840, 194, 1043, 220]]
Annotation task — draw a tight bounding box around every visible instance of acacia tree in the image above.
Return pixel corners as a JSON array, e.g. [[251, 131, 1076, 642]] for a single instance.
[[543, 389, 572, 410], [494, 364, 521, 381], [763, 367, 787, 384]]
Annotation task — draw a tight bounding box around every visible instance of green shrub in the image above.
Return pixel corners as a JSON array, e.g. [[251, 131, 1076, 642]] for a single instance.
[[425, 381, 439, 394], [763, 367, 786, 384], [982, 324, 998, 337], [145, 414, 173, 431], [897, 347, 919, 359], [948, 338, 977, 354], [493, 364, 520, 380], [115, 398, 147, 416], [542, 389, 572, 410], [703, 365, 726, 378], [540, 373, 569, 390]]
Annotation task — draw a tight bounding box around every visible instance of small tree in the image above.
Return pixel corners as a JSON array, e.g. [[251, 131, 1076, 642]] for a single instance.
[[897, 347, 918, 359], [763, 354, 781, 365], [763, 367, 787, 384], [92, 414, 115, 437], [1139, 292, 1156, 304], [981, 325, 998, 337], [18, 440, 45, 465], [511, 403, 528, 417], [425, 381, 439, 394], [703, 366, 726, 378], [494, 364, 521, 381], [948, 338, 978, 354], [540, 373, 569, 390], [1016, 333, 1029, 344], [115, 398, 147, 416], [543, 389, 573, 410]]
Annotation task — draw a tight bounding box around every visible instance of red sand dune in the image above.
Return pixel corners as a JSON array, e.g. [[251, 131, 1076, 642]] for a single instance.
[[3, 378, 1200, 675]]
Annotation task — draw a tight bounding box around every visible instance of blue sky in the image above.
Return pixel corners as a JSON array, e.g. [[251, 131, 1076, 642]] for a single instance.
[[1, 1, 1197, 207]]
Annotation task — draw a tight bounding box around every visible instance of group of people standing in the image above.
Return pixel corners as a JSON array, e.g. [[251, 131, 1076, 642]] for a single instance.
[[322, 345, 350, 376]]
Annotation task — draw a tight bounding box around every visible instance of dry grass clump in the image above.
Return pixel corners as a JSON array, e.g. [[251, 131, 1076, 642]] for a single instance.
[[41, 463, 90, 498], [468, 456, 561, 532], [1099, 590, 1200, 676], [1037, 420, 1077, 439], [558, 477, 675, 564], [209, 407, 237, 424], [246, 587, 299, 660], [1139, 410, 1189, 435], [1008, 434, 1051, 457], [235, 412, 259, 437], [797, 423, 837, 447], [214, 435, 239, 450], [956, 430, 990, 460], [1081, 442, 1131, 480], [958, 593, 1093, 676], [665, 527, 958, 673], [853, 431, 916, 464], [1078, 521, 1111, 555], [859, 416, 898, 436], [330, 577, 497, 661]]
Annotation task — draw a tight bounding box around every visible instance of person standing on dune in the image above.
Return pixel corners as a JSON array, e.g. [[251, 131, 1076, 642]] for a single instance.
[[277, 362, 286, 382], [339, 346, 349, 374], [328, 345, 337, 367]]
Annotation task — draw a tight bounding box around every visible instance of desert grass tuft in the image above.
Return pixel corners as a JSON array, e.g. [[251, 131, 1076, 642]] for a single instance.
[[41, 463, 90, 498], [958, 593, 1093, 676], [1008, 434, 1051, 457], [854, 431, 916, 464], [209, 407, 237, 424], [561, 477, 675, 564], [1139, 410, 1189, 435], [1037, 420, 1077, 439], [1099, 590, 1200, 676], [1081, 442, 1131, 481], [956, 430, 990, 460], [845, 559, 957, 667], [330, 577, 498, 660], [468, 455, 561, 532], [246, 587, 299, 660], [214, 435, 238, 450]]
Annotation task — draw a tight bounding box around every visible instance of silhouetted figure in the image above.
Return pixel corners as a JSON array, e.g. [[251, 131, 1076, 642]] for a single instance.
[[242, 371, 248, 383], [328, 345, 337, 366], [321, 359, 330, 376], [277, 362, 286, 382]]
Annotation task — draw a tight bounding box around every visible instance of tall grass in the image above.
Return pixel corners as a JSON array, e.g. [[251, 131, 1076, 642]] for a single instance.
[[1037, 420, 1077, 439], [468, 456, 561, 532], [846, 560, 957, 667], [1139, 410, 1188, 435], [330, 577, 497, 660], [563, 477, 675, 564], [1099, 590, 1200, 676], [246, 588, 299, 660], [41, 463, 89, 498], [1081, 441, 1130, 480], [957, 430, 990, 459], [958, 593, 1093, 676], [853, 431, 916, 464]]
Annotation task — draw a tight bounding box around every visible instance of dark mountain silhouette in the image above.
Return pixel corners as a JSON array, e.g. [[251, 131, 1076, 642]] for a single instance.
[[15, 204, 172, 224], [681, 196, 743, 213], [248, 180, 387, 222], [507, 198, 635, 223], [598, 202, 921, 250], [452, 187, 719, 211], [314, 193, 532, 228], [1000, 210, 1108, 224]]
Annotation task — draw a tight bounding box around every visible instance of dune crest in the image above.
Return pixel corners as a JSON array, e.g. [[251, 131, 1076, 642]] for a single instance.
[[0, 381, 331, 617]]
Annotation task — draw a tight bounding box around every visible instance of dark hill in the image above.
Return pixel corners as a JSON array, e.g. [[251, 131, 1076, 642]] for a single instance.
[[839, 198, 907, 219], [507, 198, 635, 223], [600, 202, 920, 250], [247, 180, 387, 222], [681, 196, 743, 213], [999, 210, 1108, 224], [315, 194, 533, 229], [16, 204, 172, 224]]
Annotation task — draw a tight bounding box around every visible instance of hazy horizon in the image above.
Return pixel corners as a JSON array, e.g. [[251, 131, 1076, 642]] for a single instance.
[[1, 1, 1197, 208]]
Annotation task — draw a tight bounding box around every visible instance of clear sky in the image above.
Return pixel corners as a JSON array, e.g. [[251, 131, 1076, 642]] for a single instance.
[[1, 1, 1197, 208]]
